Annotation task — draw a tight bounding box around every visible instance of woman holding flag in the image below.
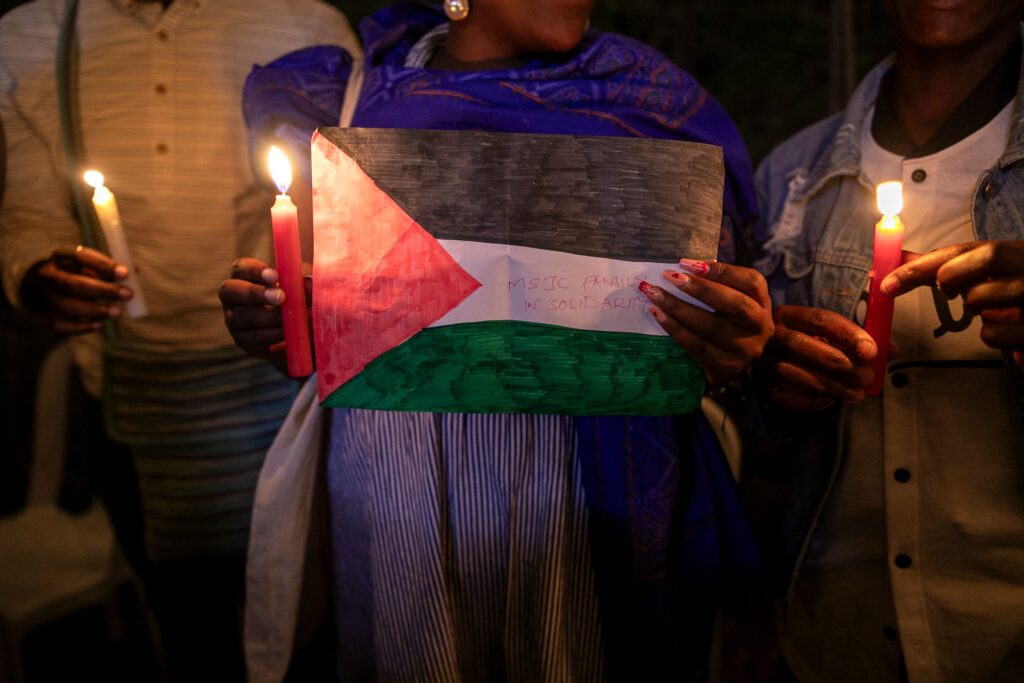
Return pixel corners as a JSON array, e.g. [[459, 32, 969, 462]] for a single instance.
[[220, 1, 772, 679]]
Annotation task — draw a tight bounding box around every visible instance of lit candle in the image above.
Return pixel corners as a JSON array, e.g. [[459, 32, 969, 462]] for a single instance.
[[864, 181, 905, 396], [268, 146, 313, 377], [83, 170, 148, 318]]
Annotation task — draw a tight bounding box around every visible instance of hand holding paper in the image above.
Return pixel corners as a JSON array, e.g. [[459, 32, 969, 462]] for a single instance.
[[640, 259, 774, 387]]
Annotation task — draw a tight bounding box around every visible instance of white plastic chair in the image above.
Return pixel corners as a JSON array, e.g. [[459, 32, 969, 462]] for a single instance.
[[0, 341, 129, 682]]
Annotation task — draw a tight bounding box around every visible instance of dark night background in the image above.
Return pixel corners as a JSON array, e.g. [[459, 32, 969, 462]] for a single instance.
[[0, 0, 894, 162]]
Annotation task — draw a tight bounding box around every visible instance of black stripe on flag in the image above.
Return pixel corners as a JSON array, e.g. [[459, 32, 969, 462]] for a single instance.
[[317, 127, 723, 263]]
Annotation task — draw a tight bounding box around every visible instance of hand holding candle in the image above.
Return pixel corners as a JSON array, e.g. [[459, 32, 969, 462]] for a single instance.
[[83, 170, 147, 318], [864, 181, 905, 396], [268, 146, 313, 377]]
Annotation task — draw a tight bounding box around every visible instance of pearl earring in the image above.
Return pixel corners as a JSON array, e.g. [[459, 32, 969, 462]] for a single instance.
[[444, 0, 470, 21]]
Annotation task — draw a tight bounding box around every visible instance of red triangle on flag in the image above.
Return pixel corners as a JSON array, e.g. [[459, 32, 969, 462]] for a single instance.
[[311, 132, 481, 402]]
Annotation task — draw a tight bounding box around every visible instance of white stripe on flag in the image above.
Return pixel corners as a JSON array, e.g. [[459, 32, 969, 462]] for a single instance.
[[430, 241, 712, 335]]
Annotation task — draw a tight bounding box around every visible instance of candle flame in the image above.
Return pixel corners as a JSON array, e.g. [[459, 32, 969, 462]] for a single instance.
[[83, 170, 105, 189], [268, 146, 292, 195], [879, 215, 900, 231], [876, 181, 903, 217]]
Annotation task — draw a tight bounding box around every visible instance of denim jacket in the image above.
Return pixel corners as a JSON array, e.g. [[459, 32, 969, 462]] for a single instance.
[[753, 50, 1024, 599]]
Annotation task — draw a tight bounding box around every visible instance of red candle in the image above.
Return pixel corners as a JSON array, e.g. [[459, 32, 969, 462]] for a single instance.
[[268, 146, 313, 377], [864, 181, 904, 396]]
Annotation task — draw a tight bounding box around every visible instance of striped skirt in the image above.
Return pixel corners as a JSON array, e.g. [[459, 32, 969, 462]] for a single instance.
[[327, 409, 605, 682]]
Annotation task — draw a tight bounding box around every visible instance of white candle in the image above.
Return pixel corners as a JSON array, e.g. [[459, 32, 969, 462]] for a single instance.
[[83, 170, 148, 318]]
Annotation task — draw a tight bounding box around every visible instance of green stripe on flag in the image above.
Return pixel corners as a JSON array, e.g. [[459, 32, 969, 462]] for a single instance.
[[323, 321, 705, 416]]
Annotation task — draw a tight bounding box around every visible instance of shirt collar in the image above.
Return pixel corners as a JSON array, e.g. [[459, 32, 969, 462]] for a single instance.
[[109, 0, 207, 17], [797, 23, 1024, 203], [873, 34, 1021, 158]]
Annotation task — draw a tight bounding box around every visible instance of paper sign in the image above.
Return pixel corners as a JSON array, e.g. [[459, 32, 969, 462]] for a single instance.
[[311, 128, 724, 415]]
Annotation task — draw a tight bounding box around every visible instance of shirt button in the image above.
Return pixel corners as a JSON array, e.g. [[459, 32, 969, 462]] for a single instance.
[[156, 143, 169, 154], [911, 169, 927, 183], [894, 468, 912, 483], [156, 29, 169, 41], [895, 554, 913, 569], [891, 371, 909, 388], [883, 625, 898, 641], [154, 83, 167, 95]]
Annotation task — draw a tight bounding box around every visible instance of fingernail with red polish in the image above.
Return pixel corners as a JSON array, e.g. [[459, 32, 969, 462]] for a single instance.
[[118, 288, 133, 301], [262, 268, 279, 285], [265, 287, 284, 305], [678, 258, 710, 275], [114, 265, 129, 280], [638, 280, 662, 302], [664, 269, 690, 286], [648, 305, 665, 321]]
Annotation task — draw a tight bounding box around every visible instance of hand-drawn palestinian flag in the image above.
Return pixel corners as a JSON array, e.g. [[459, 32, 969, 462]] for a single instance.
[[311, 128, 723, 416]]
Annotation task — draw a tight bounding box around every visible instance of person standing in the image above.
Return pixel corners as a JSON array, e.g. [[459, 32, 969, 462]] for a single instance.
[[755, 0, 1024, 680], [222, 2, 773, 680], [0, 1, 359, 680]]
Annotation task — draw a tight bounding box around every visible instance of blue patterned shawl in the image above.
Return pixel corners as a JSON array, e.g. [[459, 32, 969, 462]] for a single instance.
[[243, 2, 757, 676]]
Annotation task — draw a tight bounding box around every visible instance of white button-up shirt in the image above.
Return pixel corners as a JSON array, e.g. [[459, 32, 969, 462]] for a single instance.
[[0, 0, 360, 394]]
